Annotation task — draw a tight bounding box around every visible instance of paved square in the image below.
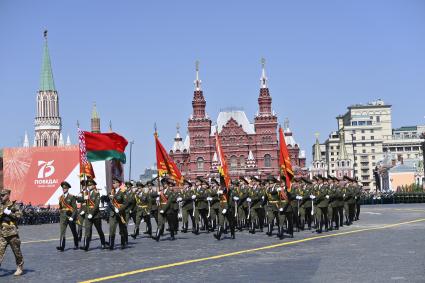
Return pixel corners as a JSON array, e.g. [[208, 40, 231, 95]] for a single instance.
[[1, 204, 425, 282]]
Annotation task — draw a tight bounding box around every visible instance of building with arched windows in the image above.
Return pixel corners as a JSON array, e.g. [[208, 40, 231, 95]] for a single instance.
[[169, 60, 307, 180]]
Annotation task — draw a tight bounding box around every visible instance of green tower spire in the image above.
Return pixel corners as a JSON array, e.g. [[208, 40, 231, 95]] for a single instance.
[[40, 30, 56, 91]]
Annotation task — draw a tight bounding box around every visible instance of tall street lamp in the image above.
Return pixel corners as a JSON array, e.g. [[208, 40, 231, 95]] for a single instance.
[[351, 133, 356, 180], [128, 140, 134, 181]]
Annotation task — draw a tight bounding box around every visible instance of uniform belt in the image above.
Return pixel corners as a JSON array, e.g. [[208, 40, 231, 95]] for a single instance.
[[60, 208, 72, 211], [138, 205, 149, 208], [220, 200, 227, 203], [269, 201, 279, 203]]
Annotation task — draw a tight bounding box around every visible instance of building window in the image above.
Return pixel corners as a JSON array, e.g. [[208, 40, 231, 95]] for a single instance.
[[331, 158, 334, 161], [44, 139, 48, 146], [361, 130, 365, 133], [240, 156, 245, 168], [196, 157, 204, 171], [352, 121, 357, 126], [230, 155, 238, 169], [264, 154, 271, 167], [371, 136, 374, 140], [370, 129, 374, 133], [362, 149, 366, 153], [367, 121, 372, 125], [376, 116, 380, 122], [54, 139, 57, 146], [362, 136, 365, 140], [371, 149, 375, 153]]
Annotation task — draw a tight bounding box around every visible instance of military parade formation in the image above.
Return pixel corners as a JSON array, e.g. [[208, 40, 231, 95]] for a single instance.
[[52, 174, 364, 252]]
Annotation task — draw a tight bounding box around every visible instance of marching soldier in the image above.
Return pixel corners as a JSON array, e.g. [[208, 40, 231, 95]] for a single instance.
[[265, 177, 280, 237], [0, 189, 24, 276], [152, 178, 177, 241], [197, 178, 210, 233], [214, 184, 236, 240], [180, 180, 193, 233], [75, 180, 88, 243], [315, 176, 330, 233], [57, 181, 79, 251], [131, 182, 152, 239], [108, 177, 129, 250], [148, 180, 159, 226], [80, 179, 108, 251], [279, 180, 294, 239], [208, 179, 221, 232]]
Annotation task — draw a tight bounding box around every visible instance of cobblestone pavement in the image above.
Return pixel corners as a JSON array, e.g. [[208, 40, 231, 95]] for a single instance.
[[1, 204, 425, 283]]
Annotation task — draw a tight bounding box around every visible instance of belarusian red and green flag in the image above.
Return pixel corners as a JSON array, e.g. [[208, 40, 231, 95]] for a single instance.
[[81, 130, 128, 164]]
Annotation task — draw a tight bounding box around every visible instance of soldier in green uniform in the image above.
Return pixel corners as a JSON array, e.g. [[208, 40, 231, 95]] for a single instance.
[[56, 181, 79, 251], [180, 180, 193, 233], [214, 184, 236, 240], [279, 181, 294, 239], [265, 177, 280, 237], [343, 176, 355, 225], [247, 177, 262, 234], [197, 177, 210, 233], [354, 182, 362, 221], [148, 180, 159, 226], [290, 178, 301, 232], [152, 178, 176, 241], [297, 177, 311, 230], [108, 177, 129, 250], [208, 179, 221, 232], [80, 179, 107, 250], [315, 176, 330, 233], [131, 182, 152, 239], [75, 181, 88, 243], [0, 189, 24, 276]]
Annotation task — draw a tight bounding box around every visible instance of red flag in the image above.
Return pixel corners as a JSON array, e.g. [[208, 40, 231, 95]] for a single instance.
[[215, 130, 231, 189], [279, 126, 294, 194], [78, 128, 95, 179], [154, 132, 184, 186]]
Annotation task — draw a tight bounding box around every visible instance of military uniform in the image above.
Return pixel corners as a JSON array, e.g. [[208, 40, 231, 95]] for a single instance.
[[57, 182, 79, 251], [214, 188, 235, 240], [131, 184, 152, 239], [109, 183, 129, 250], [0, 189, 24, 276], [152, 179, 177, 241], [80, 179, 107, 251]]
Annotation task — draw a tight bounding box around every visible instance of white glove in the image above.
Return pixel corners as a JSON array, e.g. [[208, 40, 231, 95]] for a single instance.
[[222, 208, 227, 214], [156, 197, 160, 201], [3, 208, 11, 215], [84, 195, 89, 200], [218, 190, 223, 195], [233, 196, 239, 201], [377, 196, 381, 200], [80, 211, 85, 215], [69, 217, 74, 221], [279, 208, 284, 212], [192, 195, 196, 200], [177, 197, 182, 202], [310, 195, 315, 199], [277, 187, 282, 192], [343, 194, 346, 197], [355, 196, 358, 199], [296, 196, 302, 200], [326, 195, 330, 199], [373, 196, 376, 200], [78, 193, 83, 198], [262, 196, 265, 200], [114, 208, 119, 213], [160, 210, 164, 214], [247, 198, 252, 202], [88, 214, 93, 219], [207, 197, 212, 201]]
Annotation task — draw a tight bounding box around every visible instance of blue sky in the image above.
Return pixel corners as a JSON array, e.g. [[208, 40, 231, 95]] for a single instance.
[[1, 1, 424, 179]]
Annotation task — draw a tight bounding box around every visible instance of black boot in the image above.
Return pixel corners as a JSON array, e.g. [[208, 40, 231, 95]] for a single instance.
[[56, 237, 65, 252], [120, 235, 127, 249], [214, 226, 222, 240], [250, 222, 256, 234], [266, 224, 273, 236], [278, 226, 284, 240], [80, 236, 90, 251], [73, 236, 79, 250], [170, 230, 175, 241], [181, 222, 188, 233], [231, 226, 236, 239], [109, 236, 115, 250], [131, 227, 139, 240], [80, 237, 87, 251], [78, 227, 83, 242]]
